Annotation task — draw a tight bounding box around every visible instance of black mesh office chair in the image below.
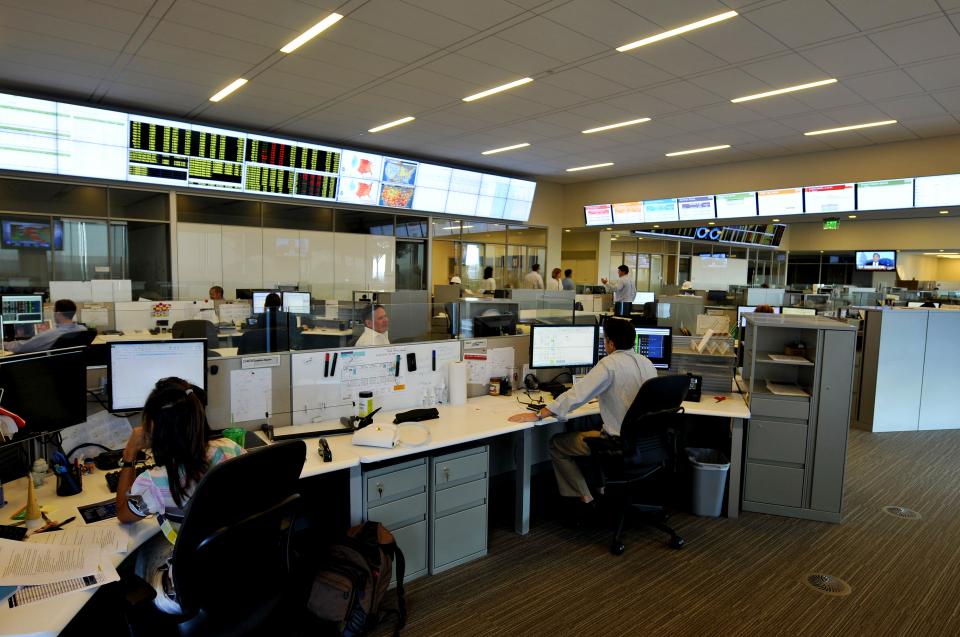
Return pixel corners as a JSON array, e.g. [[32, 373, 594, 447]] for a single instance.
[[51, 327, 97, 349], [125, 439, 307, 636], [584, 375, 689, 555], [172, 320, 219, 351]]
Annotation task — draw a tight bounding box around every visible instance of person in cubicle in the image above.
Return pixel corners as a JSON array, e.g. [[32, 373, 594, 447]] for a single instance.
[[6, 299, 86, 354], [562, 269, 576, 291], [115, 378, 243, 612], [208, 285, 224, 301], [547, 268, 563, 291], [601, 264, 637, 304], [355, 303, 390, 346], [508, 317, 657, 510]]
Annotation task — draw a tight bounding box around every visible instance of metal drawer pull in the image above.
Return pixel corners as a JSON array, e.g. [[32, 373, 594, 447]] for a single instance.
[[377, 481, 384, 498], [443, 467, 450, 481]]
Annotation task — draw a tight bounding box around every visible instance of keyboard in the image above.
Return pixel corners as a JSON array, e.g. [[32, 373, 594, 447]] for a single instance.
[[105, 465, 149, 493]]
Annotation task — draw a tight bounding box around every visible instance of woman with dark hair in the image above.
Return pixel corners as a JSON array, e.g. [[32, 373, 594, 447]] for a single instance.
[[116, 377, 243, 611], [481, 266, 497, 292]]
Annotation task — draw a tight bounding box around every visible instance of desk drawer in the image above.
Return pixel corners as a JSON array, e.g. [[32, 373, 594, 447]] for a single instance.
[[392, 520, 427, 583], [750, 395, 809, 421], [435, 479, 487, 518], [748, 419, 807, 464], [434, 447, 488, 488], [744, 462, 803, 508], [432, 506, 486, 572], [368, 493, 426, 530], [366, 460, 427, 505]]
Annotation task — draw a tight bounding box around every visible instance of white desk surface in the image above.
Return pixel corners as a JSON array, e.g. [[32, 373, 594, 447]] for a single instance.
[[301, 327, 354, 337], [0, 390, 747, 636]]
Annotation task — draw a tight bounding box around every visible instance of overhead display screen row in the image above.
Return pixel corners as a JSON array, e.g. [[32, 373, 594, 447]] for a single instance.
[[0, 92, 536, 222], [592, 171, 960, 225]]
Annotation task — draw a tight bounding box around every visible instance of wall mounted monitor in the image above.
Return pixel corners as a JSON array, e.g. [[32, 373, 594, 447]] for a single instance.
[[611, 201, 643, 225], [0, 348, 87, 432], [857, 178, 913, 211], [715, 192, 757, 219], [1, 294, 43, 324], [757, 188, 803, 216], [855, 251, 896, 271], [584, 204, 614, 226], [804, 183, 854, 213], [1, 220, 63, 250], [642, 198, 679, 223], [678, 195, 716, 221], [530, 324, 598, 369], [108, 339, 207, 412], [281, 291, 311, 314], [914, 174, 960, 208]]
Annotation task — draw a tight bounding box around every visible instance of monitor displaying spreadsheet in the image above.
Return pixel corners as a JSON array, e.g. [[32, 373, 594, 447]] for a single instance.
[[529, 324, 597, 369], [0, 294, 43, 324], [282, 291, 311, 314], [108, 339, 207, 412]]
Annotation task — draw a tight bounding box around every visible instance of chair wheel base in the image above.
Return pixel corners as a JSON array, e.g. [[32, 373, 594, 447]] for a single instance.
[[669, 536, 685, 550], [610, 542, 625, 556]]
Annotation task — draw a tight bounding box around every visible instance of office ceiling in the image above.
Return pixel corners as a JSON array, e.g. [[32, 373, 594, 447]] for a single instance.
[[2, 0, 960, 183]]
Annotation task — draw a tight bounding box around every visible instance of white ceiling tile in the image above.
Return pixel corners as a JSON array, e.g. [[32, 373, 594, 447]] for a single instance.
[[692, 68, 777, 100], [932, 88, 960, 113], [268, 57, 380, 91], [600, 93, 678, 117], [697, 103, 766, 126], [459, 37, 560, 75], [868, 18, 960, 65], [739, 96, 813, 119], [855, 126, 917, 144], [424, 54, 523, 91], [689, 16, 786, 64], [134, 40, 251, 76], [149, 22, 274, 63], [846, 70, 926, 101], [545, 0, 657, 49], [611, 0, 735, 30], [779, 112, 848, 133], [164, 3, 292, 47], [281, 39, 407, 77], [510, 81, 589, 109], [791, 85, 864, 110], [104, 82, 206, 116], [0, 26, 120, 67], [578, 55, 674, 89], [349, 0, 477, 49], [323, 19, 437, 63], [830, 0, 943, 31], [905, 58, 960, 91], [498, 17, 609, 63], [365, 78, 456, 109], [737, 120, 800, 140], [539, 68, 628, 99], [1, 0, 147, 34], [741, 54, 833, 86], [899, 114, 960, 138], [876, 94, 947, 120], [745, 0, 859, 48], [657, 111, 721, 133], [0, 61, 102, 98], [388, 68, 476, 99], [401, 0, 527, 30], [645, 82, 724, 109], [0, 5, 133, 51], [198, 0, 341, 31], [621, 39, 727, 77], [773, 137, 835, 153], [820, 103, 894, 123], [800, 38, 896, 77]]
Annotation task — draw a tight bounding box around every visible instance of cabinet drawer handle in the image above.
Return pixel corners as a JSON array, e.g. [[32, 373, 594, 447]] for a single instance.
[[376, 481, 384, 498], [443, 467, 450, 481]]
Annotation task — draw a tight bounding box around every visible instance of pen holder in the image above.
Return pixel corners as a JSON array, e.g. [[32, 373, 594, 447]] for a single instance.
[[56, 464, 83, 497]]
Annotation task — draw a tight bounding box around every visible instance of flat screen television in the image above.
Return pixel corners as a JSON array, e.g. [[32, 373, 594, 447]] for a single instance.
[[855, 251, 896, 271], [1, 220, 63, 249]]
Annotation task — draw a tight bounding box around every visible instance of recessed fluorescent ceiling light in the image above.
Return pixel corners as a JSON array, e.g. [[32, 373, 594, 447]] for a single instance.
[[940, 210, 950, 214], [804, 120, 897, 136], [481, 142, 530, 155], [209, 78, 248, 102], [616, 11, 737, 52], [280, 13, 344, 53], [665, 144, 730, 157], [566, 162, 614, 172], [731, 78, 837, 103], [367, 116, 415, 133], [463, 77, 533, 102], [582, 118, 651, 134]]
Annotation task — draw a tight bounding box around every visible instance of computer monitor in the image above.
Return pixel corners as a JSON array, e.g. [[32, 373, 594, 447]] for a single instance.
[[781, 307, 816, 316], [530, 324, 597, 369], [632, 292, 655, 306], [737, 305, 781, 327], [706, 290, 728, 304], [252, 290, 279, 314], [108, 339, 207, 413], [598, 325, 672, 369], [0, 348, 87, 432], [472, 313, 517, 337], [282, 291, 311, 314], [1, 294, 43, 325]]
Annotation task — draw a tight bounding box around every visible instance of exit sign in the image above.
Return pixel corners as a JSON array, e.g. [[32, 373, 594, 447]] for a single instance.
[[823, 218, 839, 230]]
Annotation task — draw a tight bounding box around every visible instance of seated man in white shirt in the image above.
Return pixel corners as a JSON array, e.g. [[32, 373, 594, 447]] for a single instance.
[[354, 303, 390, 346], [509, 317, 657, 505], [6, 299, 87, 354]]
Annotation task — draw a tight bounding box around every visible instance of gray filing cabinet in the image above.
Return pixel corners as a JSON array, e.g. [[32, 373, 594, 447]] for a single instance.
[[430, 446, 489, 574], [742, 314, 856, 523], [363, 458, 429, 583]]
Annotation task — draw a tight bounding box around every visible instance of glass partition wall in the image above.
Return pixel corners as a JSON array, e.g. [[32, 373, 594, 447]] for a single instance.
[[431, 221, 548, 292]]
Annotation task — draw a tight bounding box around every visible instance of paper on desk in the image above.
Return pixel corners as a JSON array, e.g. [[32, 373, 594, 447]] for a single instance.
[[463, 353, 489, 384], [0, 538, 101, 585], [7, 562, 120, 608], [230, 368, 272, 423], [28, 526, 128, 554], [486, 347, 515, 379]]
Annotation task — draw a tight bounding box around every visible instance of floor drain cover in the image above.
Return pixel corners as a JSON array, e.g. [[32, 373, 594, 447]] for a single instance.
[[804, 573, 851, 596], [883, 506, 921, 520]]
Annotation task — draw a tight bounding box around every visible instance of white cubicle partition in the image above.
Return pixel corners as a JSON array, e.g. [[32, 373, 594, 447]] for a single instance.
[[857, 308, 960, 431]]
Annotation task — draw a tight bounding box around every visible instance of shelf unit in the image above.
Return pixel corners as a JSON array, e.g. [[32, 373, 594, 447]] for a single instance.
[[742, 314, 856, 523]]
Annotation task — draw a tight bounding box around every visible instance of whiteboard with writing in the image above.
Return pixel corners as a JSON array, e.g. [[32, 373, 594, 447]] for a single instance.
[[290, 340, 461, 425]]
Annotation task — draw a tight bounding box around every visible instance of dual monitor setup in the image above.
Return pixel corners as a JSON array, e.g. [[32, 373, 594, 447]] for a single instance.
[[529, 323, 672, 371], [0, 340, 207, 435], [250, 290, 311, 315]]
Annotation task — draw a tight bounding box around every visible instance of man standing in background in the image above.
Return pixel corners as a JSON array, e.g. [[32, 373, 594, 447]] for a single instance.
[[602, 265, 637, 304], [523, 263, 544, 289], [562, 269, 575, 291]]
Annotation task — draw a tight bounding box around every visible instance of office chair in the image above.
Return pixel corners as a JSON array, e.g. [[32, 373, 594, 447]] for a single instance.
[[583, 375, 689, 556], [124, 439, 307, 637], [51, 327, 97, 349], [172, 320, 219, 350], [237, 326, 294, 354]]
